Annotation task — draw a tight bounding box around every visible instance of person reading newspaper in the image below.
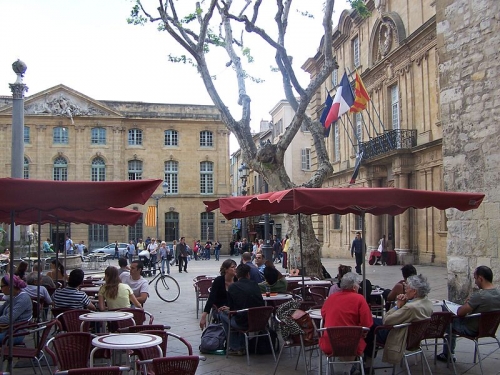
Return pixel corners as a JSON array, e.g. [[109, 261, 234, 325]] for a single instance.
[[438, 265, 500, 362]]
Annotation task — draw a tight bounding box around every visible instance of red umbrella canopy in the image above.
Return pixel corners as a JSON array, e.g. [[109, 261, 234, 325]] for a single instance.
[[205, 187, 485, 219], [0, 207, 141, 226], [0, 178, 162, 212]]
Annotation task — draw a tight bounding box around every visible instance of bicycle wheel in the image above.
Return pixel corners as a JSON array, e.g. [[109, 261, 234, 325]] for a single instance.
[[155, 274, 180, 302]]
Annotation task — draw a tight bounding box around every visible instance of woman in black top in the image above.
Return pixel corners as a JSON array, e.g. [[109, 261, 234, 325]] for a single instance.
[[199, 258, 237, 329]]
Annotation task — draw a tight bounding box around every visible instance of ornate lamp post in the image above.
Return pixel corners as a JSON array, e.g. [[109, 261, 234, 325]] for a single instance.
[[10, 60, 28, 179], [238, 163, 249, 239], [152, 180, 169, 240]]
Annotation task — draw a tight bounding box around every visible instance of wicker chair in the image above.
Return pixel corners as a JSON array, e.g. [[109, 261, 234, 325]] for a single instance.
[[55, 366, 129, 374], [452, 310, 500, 374], [423, 311, 457, 374], [308, 286, 329, 299], [117, 324, 172, 334], [0, 319, 58, 375], [318, 326, 369, 375], [273, 315, 320, 375], [45, 332, 93, 371], [56, 309, 91, 332], [226, 305, 276, 366], [309, 292, 325, 306], [117, 308, 154, 325], [137, 355, 204, 375], [194, 278, 212, 319]]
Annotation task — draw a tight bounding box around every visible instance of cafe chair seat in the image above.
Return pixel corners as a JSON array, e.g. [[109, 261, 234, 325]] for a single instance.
[[137, 355, 205, 375]]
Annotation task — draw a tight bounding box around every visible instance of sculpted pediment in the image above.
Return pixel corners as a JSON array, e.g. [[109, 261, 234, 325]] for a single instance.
[[0, 84, 123, 122]]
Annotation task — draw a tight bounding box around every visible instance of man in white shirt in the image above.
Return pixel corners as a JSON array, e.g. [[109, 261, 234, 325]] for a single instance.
[[65, 234, 73, 255], [119, 260, 149, 305]]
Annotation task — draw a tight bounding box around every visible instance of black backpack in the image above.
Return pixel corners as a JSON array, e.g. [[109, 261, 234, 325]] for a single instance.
[[199, 323, 226, 353]]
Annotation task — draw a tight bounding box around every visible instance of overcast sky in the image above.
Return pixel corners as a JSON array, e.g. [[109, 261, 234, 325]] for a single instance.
[[0, 0, 349, 153]]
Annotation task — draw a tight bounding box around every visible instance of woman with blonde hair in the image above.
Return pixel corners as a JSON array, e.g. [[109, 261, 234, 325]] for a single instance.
[[98, 266, 141, 310]]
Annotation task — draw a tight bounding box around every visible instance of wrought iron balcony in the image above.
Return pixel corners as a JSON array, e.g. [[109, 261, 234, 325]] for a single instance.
[[359, 129, 417, 160]]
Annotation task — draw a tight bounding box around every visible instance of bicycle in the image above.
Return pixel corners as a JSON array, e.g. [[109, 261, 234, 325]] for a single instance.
[[145, 263, 181, 302]]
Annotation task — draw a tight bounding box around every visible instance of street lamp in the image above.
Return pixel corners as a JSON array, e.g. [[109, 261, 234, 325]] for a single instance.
[[238, 163, 249, 239], [152, 180, 169, 240]]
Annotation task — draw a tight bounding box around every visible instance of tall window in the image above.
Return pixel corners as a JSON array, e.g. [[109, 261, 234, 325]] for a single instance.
[[200, 131, 213, 147], [91, 157, 106, 181], [301, 148, 311, 170], [53, 127, 69, 144], [333, 214, 341, 230], [24, 126, 30, 144], [91, 127, 106, 145], [200, 161, 214, 194], [391, 85, 400, 130], [89, 224, 108, 246], [352, 36, 360, 68], [164, 161, 178, 194], [23, 156, 29, 179], [334, 123, 341, 161], [164, 130, 178, 146], [128, 128, 143, 145], [331, 68, 338, 87], [165, 212, 179, 242], [129, 214, 143, 243], [53, 156, 68, 181], [128, 160, 143, 180], [201, 212, 214, 241], [355, 214, 363, 230]]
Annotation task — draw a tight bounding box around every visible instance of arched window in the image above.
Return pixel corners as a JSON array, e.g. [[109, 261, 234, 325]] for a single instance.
[[91, 127, 107, 145], [53, 127, 69, 144], [164, 130, 178, 146], [200, 161, 214, 194], [200, 130, 213, 147], [128, 128, 143, 145], [91, 157, 106, 181], [128, 160, 143, 180], [53, 156, 68, 181], [164, 160, 178, 194], [23, 156, 29, 179]]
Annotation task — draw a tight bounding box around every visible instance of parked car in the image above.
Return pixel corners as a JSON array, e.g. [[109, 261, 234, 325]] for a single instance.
[[90, 243, 129, 257]]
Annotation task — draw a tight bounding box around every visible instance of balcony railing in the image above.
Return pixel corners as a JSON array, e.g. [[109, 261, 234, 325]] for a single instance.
[[358, 129, 417, 160]]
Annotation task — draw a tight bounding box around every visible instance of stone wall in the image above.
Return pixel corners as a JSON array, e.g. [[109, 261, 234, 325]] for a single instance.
[[437, 0, 500, 300]]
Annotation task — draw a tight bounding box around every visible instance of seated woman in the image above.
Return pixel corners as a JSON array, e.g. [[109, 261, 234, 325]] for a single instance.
[[259, 262, 287, 293], [199, 259, 237, 329], [98, 266, 141, 310], [384, 264, 417, 305], [0, 275, 33, 344], [46, 259, 67, 284], [328, 264, 352, 296]]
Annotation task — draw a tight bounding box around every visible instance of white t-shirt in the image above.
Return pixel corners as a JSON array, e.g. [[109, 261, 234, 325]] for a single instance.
[[119, 272, 149, 299]]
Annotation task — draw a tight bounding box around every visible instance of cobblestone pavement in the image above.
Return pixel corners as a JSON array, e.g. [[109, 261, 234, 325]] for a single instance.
[[9, 256, 500, 374]]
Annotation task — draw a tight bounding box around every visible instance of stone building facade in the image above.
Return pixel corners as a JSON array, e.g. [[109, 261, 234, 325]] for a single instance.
[[437, 0, 500, 298], [0, 84, 232, 251], [304, 0, 446, 264]]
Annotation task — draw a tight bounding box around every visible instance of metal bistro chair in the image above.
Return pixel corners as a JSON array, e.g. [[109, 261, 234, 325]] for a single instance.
[[45, 332, 93, 372], [56, 309, 91, 332], [137, 355, 205, 375], [226, 305, 276, 366], [273, 315, 320, 375], [194, 278, 212, 319], [452, 310, 500, 374], [422, 311, 457, 374], [55, 366, 130, 375], [318, 326, 370, 375]]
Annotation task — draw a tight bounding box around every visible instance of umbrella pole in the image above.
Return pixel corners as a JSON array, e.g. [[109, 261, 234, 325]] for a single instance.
[[361, 212, 367, 300], [298, 214, 306, 299], [55, 221, 60, 287], [36, 212, 42, 323], [6, 211, 15, 373]]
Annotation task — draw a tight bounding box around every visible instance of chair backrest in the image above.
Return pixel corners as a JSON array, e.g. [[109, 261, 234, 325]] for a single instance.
[[309, 286, 329, 298], [245, 306, 274, 332], [322, 326, 368, 357], [477, 310, 500, 338], [58, 309, 91, 332], [309, 292, 325, 306], [64, 366, 125, 374], [425, 312, 454, 339], [30, 319, 58, 355], [118, 324, 167, 333], [406, 319, 431, 351], [151, 355, 200, 375], [195, 279, 213, 298], [116, 308, 147, 325], [46, 332, 93, 371]]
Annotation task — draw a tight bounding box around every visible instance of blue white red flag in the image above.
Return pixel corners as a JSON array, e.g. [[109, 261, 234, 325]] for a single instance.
[[324, 73, 355, 134], [320, 94, 333, 137]]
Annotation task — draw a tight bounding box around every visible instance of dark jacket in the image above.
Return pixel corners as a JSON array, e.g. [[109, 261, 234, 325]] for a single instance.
[[227, 278, 264, 326]]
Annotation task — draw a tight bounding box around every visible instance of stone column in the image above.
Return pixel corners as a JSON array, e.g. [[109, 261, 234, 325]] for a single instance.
[[397, 173, 412, 264], [9, 60, 28, 178], [368, 178, 381, 250]]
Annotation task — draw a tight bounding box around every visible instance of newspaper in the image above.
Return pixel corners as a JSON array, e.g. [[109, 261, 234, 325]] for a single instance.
[[443, 300, 461, 315]]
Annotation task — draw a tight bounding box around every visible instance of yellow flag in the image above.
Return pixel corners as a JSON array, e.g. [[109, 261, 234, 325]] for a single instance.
[[145, 205, 156, 227]]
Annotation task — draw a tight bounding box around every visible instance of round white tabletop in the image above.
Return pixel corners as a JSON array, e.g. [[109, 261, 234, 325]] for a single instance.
[[370, 289, 384, 296], [298, 280, 332, 286], [262, 293, 293, 301], [80, 286, 101, 294], [79, 311, 134, 322], [307, 308, 322, 320], [92, 333, 162, 350], [285, 276, 311, 282]]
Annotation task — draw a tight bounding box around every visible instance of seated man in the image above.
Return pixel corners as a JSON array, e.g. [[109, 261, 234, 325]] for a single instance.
[[119, 260, 149, 306], [117, 257, 130, 275], [25, 274, 53, 306], [364, 274, 433, 368], [259, 263, 287, 293], [52, 269, 96, 311], [254, 253, 266, 278], [219, 263, 264, 356], [241, 252, 263, 283], [438, 265, 500, 362]]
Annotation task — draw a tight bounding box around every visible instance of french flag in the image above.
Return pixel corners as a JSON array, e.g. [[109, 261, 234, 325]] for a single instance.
[[324, 73, 355, 135]]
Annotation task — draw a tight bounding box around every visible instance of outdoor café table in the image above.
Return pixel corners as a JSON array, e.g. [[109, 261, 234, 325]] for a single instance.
[[262, 293, 293, 306], [307, 308, 322, 328], [90, 333, 162, 367], [285, 276, 311, 282], [79, 311, 135, 333], [298, 280, 332, 287], [80, 286, 101, 296]]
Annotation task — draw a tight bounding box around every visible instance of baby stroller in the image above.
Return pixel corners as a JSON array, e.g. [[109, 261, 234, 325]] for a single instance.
[[139, 255, 152, 277]]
